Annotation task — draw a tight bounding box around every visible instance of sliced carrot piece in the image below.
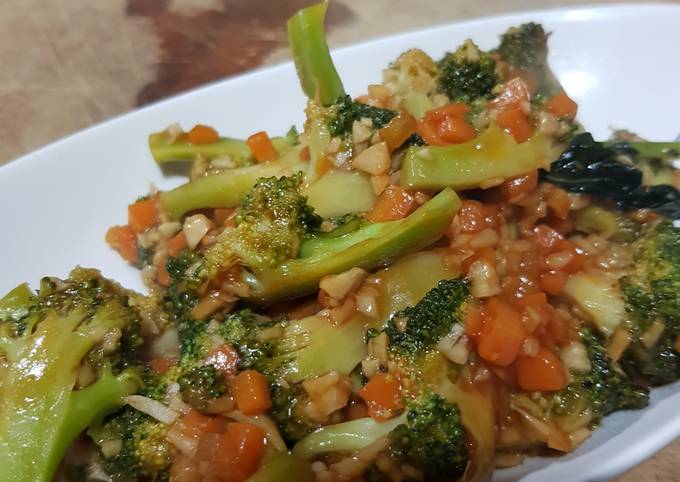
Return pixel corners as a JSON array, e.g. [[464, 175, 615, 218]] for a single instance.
[[368, 185, 418, 222], [213, 422, 266, 482], [156, 256, 170, 286], [128, 198, 159, 233], [547, 91, 578, 118], [246, 131, 277, 163], [231, 370, 272, 416], [178, 409, 227, 438], [517, 347, 568, 391], [496, 107, 533, 143], [540, 270, 567, 295], [188, 124, 220, 145], [379, 112, 417, 151], [106, 225, 139, 264], [457, 200, 486, 234], [478, 297, 526, 366], [500, 170, 539, 203], [167, 231, 188, 257], [358, 372, 403, 421]]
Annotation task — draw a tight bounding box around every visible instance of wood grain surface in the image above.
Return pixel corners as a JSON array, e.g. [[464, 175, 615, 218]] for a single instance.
[[1, 0, 679, 480]]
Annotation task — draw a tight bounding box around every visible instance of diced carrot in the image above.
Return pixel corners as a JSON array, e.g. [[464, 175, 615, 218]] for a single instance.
[[416, 119, 447, 146], [540, 270, 567, 295], [167, 231, 188, 257], [462, 247, 496, 274], [546, 187, 571, 220], [516, 347, 567, 391], [357, 372, 403, 421], [106, 225, 139, 264], [457, 199, 486, 234], [156, 256, 170, 287], [532, 224, 564, 251], [231, 370, 272, 416], [149, 357, 176, 375], [496, 107, 533, 143], [368, 186, 418, 222], [489, 77, 531, 112], [379, 112, 417, 151], [517, 292, 554, 333], [478, 297, 526, 366], [188, 124, 220, 145], [425, 103, 469, 121], [438, 115, 477, 144], [213, 422, 266, 482], [516, 291, 548, 308], [547, 91, 578, 118], [205, 344, 240, 378], [551, 239, 586, 274], [299, 145, 311, 160], [500, 170, 539, 203], [246, 131, 277, 163], [482, 203, 502, 230], [128, 198, 159, 233], [179, 409, 227, 438]]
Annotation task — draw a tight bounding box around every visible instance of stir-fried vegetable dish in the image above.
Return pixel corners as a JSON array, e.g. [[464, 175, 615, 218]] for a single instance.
[[2, 3, 680, 482]]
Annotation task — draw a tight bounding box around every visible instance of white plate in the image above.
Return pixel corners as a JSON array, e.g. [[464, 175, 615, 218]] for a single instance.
[[1, 4, 679, 481]]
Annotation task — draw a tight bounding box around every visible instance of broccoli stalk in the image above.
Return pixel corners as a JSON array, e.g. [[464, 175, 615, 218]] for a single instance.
[[0, 271, 144, 482], [148, 131, 297, 165], [241, 187, 461, 304], [287, 2, 345, 106], [159, 153, 307, 219], [400, 123, 557, 191]]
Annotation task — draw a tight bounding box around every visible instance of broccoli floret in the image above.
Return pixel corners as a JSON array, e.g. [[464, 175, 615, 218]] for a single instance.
[[0, 268, 145, 482], [438, 39, 500, 102], [554, 328, 648, 420], [326, 95, 397, 137], [177, 365, 226, 410], [497, 23, 562, 96], [619, 220, 680, 383], [91, 407, 175, 482], [388, 393, 468, 481], [219, 309, 274, 371], [204, 173, 320, 272], [385, 278, 469, 356], [269, 382, 321, 445]]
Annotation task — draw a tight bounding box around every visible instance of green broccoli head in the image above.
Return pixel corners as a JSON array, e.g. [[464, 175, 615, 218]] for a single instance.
[[92, 407, 175, 482], [204, 172, 321, 271], [219, 308, 275, 371], [326, 94, 397, 137], [555, 327, 648, 421], [438, 39, 500, 102], [388, 392, 468, 481], [0, 268, 146, 482], [496, 23, 562, 96], [177, 365, 226, 410], [385, 278, 469, 356], [619, 220, 680, 384], [269, 382, 322, 445]]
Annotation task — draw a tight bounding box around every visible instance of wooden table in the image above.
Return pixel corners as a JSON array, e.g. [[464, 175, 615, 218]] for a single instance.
[[1, 0, 678, 479]]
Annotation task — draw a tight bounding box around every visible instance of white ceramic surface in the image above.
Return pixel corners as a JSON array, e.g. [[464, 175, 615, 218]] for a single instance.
[[1, 4, 679, 481]]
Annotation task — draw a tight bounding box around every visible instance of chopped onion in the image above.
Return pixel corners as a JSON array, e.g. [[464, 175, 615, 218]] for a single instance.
[[158, 221, 182, 238], [332, 436, 390, 478], [330, 297, 356, 325], [355, 286, 379, 317], [320, 268, 368, 300], [641, 320, 665, 349], [521, 336, 540, 357], [124, 395, 179, 425], [150, 327, 181, 360], [607, 327, 631, 363], [302, 372, 353, 421], [100, 439, 123, 458], [569, 427, 592, 448], [469, 228, 499, 249], [183, 214, 213, 249], [494, 452, 525, 468], [560, 341, 591, 372], [191, 290, 235, 320], [370, 174, 390, 196], [468, 259, 501, 298], [352, 142, 390, 175], [166, 424, 198, 456]]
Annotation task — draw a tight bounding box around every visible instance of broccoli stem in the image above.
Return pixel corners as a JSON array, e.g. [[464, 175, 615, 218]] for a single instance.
[[0, 283, 32, 322], [609, 141, 680, 159], [160, 153, 307, 219], [148, 133, 294, 164], [287, 2, 345, 106], [400, 124, 558, 191], [243, 188, 461, 304], [0, 310, 140, 482], [247, 453, 315, 482], [292, 414, 406, 459]]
